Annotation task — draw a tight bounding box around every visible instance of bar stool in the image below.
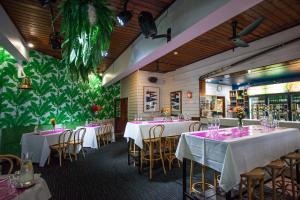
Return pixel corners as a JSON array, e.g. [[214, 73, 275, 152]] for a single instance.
[[239, 168, 265, 200], [283, 152, 300, 199], [164, 135, 180, 170], [265, 159, 286, 200], [140, 125, 166, 180]]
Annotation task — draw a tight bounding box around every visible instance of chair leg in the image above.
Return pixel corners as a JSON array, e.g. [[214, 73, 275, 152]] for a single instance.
[[81, 144, 85, 159], [190, 160, 194, 192], [239, 178, 243, 200], [247, 177, 253, 200], [160, 143, 166, 175], [281, 170, 286, 200], [259, 178, 264, 200], [149, 143, 153, 180], [140, 150, 143, 172], [271, 168, 276, 200], [290, 159, 296, 200], [59, 151, 62, 167], [47, 153, 51, 165]]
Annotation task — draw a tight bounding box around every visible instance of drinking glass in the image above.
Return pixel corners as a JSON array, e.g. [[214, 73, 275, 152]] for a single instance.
[[20, 153, 34, 184]]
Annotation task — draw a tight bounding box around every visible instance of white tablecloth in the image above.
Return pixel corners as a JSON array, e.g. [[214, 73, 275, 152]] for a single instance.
[[124, 121, 196, 149], [21, 132, 69, 167], [0, 174, 51, 200], [175, 125, 300, 192], [76, 125, 116, 149]]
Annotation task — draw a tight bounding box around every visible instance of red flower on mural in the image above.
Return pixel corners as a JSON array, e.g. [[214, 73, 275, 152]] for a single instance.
[[91, 105, 102, 113]]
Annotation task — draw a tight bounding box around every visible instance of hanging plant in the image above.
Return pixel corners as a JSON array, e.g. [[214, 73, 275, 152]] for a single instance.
[[60, 0, 114, 81]]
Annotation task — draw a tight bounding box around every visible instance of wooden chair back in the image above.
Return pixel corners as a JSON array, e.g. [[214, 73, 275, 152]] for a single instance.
[[148, 125, 165, 141], [71, 128, 86, 143], [96, 125, 106, 136], [0, 154, 21, 174], [104, 123, 113, 134], [57, 129, 72, 149], [189, 121, 202, 132]]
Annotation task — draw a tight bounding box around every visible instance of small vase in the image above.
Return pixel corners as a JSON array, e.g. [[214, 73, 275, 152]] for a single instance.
[[238, 119, 243, 130]]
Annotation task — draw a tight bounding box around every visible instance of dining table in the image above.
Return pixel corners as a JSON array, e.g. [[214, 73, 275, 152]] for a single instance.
[[124, 120, 197, 173], [76, 123, 116, 149], [0, 174, 51, 200], [175, 125, 300, 200]]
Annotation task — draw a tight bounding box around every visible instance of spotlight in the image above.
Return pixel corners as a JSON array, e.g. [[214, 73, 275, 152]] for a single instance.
[[116, 0, 132, 26], [49, 32, 62, 49], [28, 43, 34, 48], [173, 51, 178, 55], [101, 51, 108, 57], [138, 11, 171, 42]]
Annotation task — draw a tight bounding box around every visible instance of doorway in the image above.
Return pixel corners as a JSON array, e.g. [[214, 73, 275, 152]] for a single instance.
[[114, 98, 128, 134]]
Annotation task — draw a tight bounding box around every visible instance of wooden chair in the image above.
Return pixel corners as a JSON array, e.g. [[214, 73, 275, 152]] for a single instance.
[[140, 125, 166, 180], [0, 154, 21, 174], [283, 152, 300, 199], [48, 130, 72, 167], [103, 123, 113, 144], [96, 125, 106, 148], [239, 168, 265, 200], [68, 128, 86, 161], [265, 159, 286, 200], [164, 135, 180, 170]]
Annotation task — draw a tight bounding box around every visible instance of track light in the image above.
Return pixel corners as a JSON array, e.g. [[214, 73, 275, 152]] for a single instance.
[[138, 11, 171, 42], [116, 0, 132, 26]]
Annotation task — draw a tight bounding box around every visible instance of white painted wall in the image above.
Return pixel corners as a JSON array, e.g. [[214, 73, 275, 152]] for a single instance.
[[206, 83, 232, 108]]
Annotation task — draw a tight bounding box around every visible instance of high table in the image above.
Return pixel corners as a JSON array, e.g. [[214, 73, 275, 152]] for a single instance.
[[175, 125, 300, 200], [124, 120, 196, 173]]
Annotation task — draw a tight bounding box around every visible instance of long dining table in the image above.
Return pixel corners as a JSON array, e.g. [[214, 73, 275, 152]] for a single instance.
[[175, 125, 300, 200], [124, 120, 197, 173]]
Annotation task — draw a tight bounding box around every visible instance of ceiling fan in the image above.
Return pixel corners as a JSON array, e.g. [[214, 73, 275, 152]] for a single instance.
[[230, 17, 264, 48]]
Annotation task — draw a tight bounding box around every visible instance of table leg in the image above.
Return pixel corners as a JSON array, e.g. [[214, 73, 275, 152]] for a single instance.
[[138, 147, 141, 174], [225, 190, 232, 200], [128, 139, 131, 165], [183, 158, 187, 200]]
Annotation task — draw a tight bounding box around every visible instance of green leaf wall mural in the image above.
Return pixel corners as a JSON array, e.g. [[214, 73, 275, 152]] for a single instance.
[[0, 47, 120, 129]]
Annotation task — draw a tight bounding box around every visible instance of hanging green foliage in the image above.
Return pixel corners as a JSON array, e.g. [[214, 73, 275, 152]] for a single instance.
[[60, 0, 114, 81]]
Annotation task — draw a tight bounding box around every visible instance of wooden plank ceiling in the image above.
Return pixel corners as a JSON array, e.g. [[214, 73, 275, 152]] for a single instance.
[[141, 0, 300, 73], [0, 0, 174, 72]]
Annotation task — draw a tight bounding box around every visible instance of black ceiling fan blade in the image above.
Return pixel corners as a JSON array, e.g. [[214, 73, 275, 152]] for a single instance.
[[232, 38, 249, 47], [237, 17, 264, 37]]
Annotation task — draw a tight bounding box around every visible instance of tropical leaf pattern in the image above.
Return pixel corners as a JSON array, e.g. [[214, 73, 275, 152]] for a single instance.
[[0, 47, 120, 128]]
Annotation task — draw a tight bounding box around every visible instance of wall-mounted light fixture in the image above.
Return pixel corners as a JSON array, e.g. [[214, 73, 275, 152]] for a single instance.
[[187, 91, 192, 99]]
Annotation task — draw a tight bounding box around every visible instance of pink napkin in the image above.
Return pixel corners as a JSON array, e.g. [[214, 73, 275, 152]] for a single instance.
[[192, 127, 250, 141], [0, 178, 25, 200], [39, 129, 65, 136]]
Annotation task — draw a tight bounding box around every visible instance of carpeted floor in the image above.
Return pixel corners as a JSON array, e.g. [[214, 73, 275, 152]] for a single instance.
[[34, 138, 291, 200]]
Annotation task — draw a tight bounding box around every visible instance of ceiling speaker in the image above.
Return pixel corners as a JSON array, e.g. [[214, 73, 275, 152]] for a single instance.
[[148, 77, 158, 83]]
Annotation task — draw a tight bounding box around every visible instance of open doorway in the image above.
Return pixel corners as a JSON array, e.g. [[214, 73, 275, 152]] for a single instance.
[[114, 98, 128, 134]]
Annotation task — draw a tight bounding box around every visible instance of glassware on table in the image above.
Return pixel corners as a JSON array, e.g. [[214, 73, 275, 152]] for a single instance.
[[20, 153, 34, 185]]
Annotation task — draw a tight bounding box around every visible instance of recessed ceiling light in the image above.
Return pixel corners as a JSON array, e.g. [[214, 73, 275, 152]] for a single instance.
[[173, 51, 178, 55], [99, 72, 103, 76], [28, 43, 34, 48], [248, 69, 252, 74], [224, 74, 230, 78]]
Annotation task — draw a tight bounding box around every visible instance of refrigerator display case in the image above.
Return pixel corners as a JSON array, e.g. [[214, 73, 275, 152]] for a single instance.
[[267, 95, 289, 121], [291, 93, 300, 121], [249, 96, 267, 119]]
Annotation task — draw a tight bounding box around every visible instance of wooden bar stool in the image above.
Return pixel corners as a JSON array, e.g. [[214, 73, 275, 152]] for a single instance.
[[283, 152, 300, 199], [164, 135, 180, 170], [239, 168, 265, 200], [140, 125, 166, 180], [265, 160, 286, 200]]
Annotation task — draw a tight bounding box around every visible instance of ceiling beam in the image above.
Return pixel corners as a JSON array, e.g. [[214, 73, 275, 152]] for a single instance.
[[0, 5, 28, 61], [102, 0, 263, 86]]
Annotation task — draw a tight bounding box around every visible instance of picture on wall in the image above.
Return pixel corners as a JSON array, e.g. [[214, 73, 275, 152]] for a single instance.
[[170, 91, 182, 115], [144, 86, 160, 112]]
